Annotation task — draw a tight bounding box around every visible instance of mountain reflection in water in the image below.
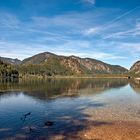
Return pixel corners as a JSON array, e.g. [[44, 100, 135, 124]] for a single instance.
[[0, 78, 129, 99], [0, 78, 140, 139]]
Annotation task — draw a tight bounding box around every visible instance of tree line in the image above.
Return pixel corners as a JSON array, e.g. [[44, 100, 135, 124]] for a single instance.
[[0, 60, 19, 78]]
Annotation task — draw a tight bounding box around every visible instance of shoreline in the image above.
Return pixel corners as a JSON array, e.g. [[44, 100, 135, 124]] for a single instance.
[[19, 75, 129, 79]]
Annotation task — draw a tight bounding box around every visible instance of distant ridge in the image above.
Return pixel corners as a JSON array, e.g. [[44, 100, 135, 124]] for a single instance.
[[20, 52, 128, 75], [0, 57, 21, 65], [0, 52, 128, 76]]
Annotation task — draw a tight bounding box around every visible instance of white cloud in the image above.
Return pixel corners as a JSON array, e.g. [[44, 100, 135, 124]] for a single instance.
[[83, 27, 101, 35], [82, 22, 122, 37], [0, 41, 47, 60], [103, 25, 140, 39], [48, 51, 126, 61], [119, 42, 140, 53], [83, 0, 96, 5], [0, 40, 126, 61], [0, 13, 20, 29], [31, 11, 99, 29]]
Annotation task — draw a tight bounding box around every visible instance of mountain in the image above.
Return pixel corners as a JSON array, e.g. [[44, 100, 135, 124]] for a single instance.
[[0, 57, 21, 65], [22, 52, 56, 65], [130, 61, 140, 75], [21, 52, 128, 75]]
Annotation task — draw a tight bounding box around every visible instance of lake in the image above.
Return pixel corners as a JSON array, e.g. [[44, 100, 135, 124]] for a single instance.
[[0, 78, 140, 139]]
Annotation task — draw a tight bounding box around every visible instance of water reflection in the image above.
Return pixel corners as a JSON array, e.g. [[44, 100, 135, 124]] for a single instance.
[[0, 78, 140, 139], [0, 78, 129, 99], [129, 79, 140, 94]]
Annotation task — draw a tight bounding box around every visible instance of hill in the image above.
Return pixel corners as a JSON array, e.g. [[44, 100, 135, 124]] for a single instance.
[[0, 57, 21, 65], [130, 61, 140, 76], [20, 52, 128, 76]]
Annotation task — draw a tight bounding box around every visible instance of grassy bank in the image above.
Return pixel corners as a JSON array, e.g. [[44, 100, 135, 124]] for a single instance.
[[19, 74, 130, 80]]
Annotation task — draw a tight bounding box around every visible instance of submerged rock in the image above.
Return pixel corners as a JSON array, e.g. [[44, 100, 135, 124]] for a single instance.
[[44, 121, 54, 126], [24, 112, 31, 118]]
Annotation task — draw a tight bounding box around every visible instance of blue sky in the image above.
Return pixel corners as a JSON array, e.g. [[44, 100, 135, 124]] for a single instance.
[[0, 0, 140, 68]]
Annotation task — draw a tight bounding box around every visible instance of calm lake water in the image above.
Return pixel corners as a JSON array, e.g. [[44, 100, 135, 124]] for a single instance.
[[0, 78, 140, 139]]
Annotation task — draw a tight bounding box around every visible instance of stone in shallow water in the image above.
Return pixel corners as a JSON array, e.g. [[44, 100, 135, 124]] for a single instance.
[[44, 121, 54, 126]]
